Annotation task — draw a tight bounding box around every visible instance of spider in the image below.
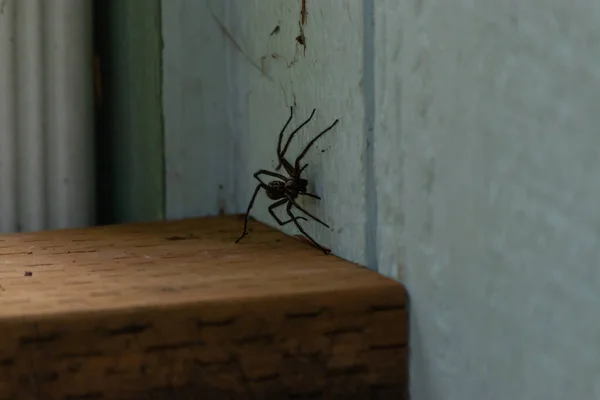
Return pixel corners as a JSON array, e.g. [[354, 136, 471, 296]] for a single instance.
[[235, 106, 339, 254]]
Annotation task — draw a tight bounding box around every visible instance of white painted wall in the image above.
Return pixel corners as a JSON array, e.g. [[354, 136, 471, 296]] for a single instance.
[[163, 0, 600, 398]]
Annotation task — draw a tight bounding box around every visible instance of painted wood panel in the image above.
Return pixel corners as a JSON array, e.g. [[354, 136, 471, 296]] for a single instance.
[[162, 0, 237, 220], [163, 0, 368, 265], [375, 0, 600, 399], [233, 0, 367, 265]]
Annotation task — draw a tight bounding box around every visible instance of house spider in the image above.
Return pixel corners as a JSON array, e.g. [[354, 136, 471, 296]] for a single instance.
[[235, 107, 338, 254]]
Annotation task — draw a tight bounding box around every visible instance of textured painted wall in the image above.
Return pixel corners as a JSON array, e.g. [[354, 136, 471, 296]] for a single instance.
[[163, 0, 600, 399], [375, 0, 600, 399], [162, 0, 236, 220], [163, 0, 368, 264]]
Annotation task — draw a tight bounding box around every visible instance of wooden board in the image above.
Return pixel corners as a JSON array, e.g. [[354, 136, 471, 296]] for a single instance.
[[0, 216, 407, 399]]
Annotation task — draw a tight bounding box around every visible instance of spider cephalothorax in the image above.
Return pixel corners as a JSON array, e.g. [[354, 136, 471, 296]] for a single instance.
[[235, 107, 338, 254]]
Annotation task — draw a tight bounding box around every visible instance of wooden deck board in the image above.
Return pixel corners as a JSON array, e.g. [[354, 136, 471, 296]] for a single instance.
[[0, 216, 407, 399]]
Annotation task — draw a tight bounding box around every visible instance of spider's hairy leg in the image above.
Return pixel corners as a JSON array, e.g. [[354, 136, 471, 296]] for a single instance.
[[280, 108, 316, 159], [236, 169, 287, 243], [298, 161, 319, 199], [276, 106, 294, 159], [276, 108, 316, 172], [288, 196, 330, 228], [294, 118, 339, 171], [303, 193, 321, 200], [254, 169, 287, 182], [236, 183, 266, 243], [286, 202, 330, 255], [269, 199, 307, 225], [278, 157, 295, 177]]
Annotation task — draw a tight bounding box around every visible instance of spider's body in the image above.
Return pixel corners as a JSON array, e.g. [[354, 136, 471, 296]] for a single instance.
[[265, 178, 307, 200], [265, 181, 285, 200], [235, 107, 338, 254]]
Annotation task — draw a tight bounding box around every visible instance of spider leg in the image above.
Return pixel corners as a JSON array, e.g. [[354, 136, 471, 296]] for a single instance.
[[303, 193, 321, 200], [254, 169, 287, 183], [277, 157, 296, 177], [280, 108, 315, 159], [286, 202, 330, 255], [295, 118, 339, 171], [276, 106, 294, 159], [269, 199, 307, 225], [299, 164, 308, 175], [235, 183, 266, 243], [276, 108, 316, 172], [287, 196, 330, 228]]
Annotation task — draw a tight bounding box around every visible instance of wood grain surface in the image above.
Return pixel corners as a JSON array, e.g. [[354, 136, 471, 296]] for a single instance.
[[0, 216, 407, 399]]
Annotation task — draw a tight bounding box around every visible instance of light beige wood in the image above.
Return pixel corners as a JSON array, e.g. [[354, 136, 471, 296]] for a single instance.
[[0, 216, 407, 399]]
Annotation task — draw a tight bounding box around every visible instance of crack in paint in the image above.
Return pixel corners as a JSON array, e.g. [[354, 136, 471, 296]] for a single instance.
[[296, 1, 307, 55], [208, 6, 273, 82], [300, 0, 307, 25]]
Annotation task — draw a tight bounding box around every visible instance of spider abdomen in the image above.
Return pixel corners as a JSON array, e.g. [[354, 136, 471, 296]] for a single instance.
[[266, 181, 286, 200]]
